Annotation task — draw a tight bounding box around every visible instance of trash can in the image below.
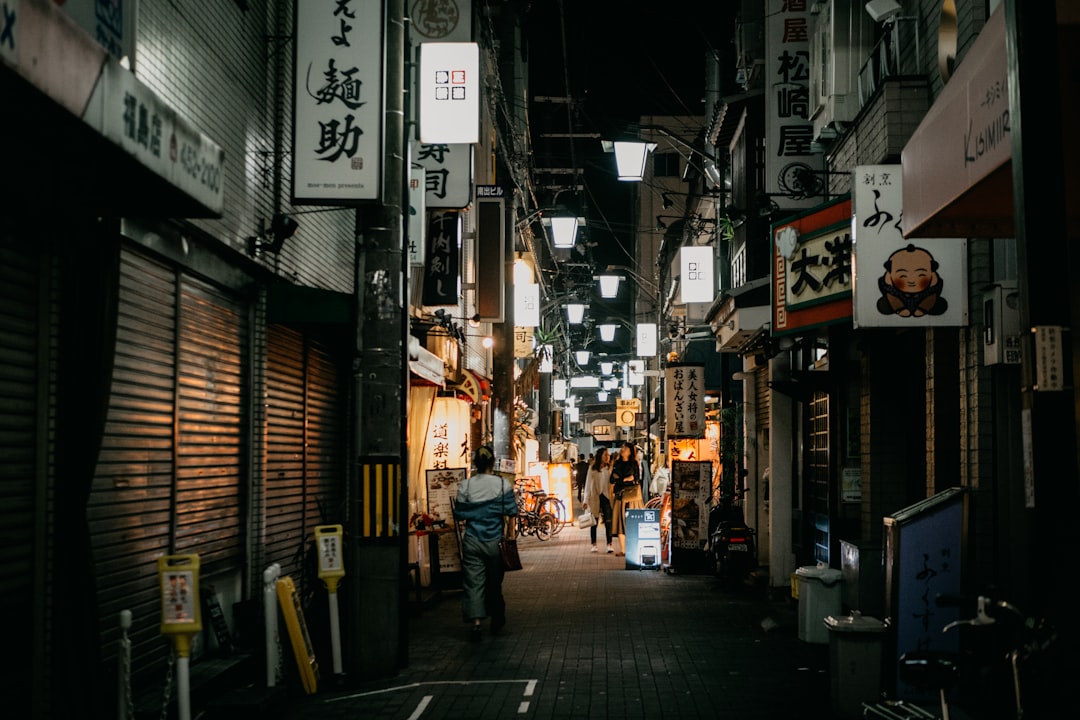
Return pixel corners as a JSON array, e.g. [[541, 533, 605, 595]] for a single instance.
[[795, 562, 842, 643], [826, 611, 886, 719]]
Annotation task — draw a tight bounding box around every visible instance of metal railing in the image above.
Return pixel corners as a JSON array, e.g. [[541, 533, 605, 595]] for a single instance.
[[857, 17, 922, 106]]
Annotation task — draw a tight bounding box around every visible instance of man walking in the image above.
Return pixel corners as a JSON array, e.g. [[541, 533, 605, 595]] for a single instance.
[[575, 453, 589, 502]]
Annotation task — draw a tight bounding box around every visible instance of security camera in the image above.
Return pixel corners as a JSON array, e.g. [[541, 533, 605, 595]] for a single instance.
[[865, 0, 902, 23]]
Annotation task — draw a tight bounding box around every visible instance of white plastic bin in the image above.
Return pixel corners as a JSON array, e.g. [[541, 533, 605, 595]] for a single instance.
[[826, 612, 886, 719], [795, 563, 843, 644]]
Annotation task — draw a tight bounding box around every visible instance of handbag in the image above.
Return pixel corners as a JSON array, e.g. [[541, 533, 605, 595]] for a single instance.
[[575, 510, 596, 529], [499, 485, 523, 571], [499, 535, 522, 571]]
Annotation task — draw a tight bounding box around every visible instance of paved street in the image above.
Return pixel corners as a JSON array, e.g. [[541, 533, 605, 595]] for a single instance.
[[265, 512, 835, 720]]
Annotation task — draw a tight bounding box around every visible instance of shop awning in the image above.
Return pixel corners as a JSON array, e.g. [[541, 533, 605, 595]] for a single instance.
[[408, 336, 446, 387], [1, 0, 225, 218], [707, 278, 771, 353], [707, 90, 764, 151], [901, 7, 1011, 238], [450, 368, 489, 403]]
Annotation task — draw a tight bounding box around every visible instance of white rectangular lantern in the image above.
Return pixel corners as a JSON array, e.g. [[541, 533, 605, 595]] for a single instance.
[[419, 43, 480, 144]]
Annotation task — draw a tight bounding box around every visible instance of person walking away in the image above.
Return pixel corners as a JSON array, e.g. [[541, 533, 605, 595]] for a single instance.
[[610, 441, 644, 556], [582, 447, 614, 553], [574, 453, 589, 502], [453, 445, 518, 641]]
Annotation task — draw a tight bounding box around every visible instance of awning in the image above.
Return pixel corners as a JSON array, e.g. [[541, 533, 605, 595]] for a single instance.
[[450, 368, 489, 403], [707, 278, 770, 353], [1, 0, 225, 217], [408, 336, 446, 387], [901, 7, 1011, 238], [707, 90, 764, 151]]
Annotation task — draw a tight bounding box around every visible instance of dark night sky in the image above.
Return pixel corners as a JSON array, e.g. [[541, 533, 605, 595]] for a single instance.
[[524, 2, 730, 132]]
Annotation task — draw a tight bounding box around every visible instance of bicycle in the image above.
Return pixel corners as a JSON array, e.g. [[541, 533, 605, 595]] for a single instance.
[[862, 590, 1060, 720], [535, 493, 568, 535], [514, 487, 556, 541]]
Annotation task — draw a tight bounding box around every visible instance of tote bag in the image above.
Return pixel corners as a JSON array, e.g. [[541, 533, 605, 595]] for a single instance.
[[499, 487, 523, 571]]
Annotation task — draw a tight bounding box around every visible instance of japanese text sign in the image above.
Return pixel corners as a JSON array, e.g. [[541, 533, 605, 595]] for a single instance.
[[415, 142, 473, 208], [665, 363, 705, 438], [772, 197, 853, 336], [293, 0, 382, 203], [766, 0, 823, 209], [422, 211, 461, 306]]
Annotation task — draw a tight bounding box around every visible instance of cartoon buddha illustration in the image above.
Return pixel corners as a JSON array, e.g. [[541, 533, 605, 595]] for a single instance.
[[876, 244, 948, 317]]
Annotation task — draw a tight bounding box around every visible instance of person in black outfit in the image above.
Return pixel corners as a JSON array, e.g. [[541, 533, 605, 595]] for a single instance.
[[609, 441, 644, 556], [574, 453, 589, 501]]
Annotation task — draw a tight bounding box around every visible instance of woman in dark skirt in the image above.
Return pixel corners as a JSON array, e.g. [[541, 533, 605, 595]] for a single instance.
[[609, 441, 643, 556]]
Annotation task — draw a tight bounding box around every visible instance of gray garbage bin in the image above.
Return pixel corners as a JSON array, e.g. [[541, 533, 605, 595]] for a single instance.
[[795, 563, 842, 643], [826, 612, 886, 719]]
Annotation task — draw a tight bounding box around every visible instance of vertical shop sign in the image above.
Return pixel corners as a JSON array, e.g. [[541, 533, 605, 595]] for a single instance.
[[852, 165, 967, 327], [680, 246, 715, 304], [418, 42, 479, 144], [422, 211, 460, 306], [292, 0, 382, 204], [513, 327, 533, 358], [416, 143, 473, 208], [475, 194, 505, 322], [766, 0, 823, 207], [665, 363, 705, 438], [408, 161, 427, 266]]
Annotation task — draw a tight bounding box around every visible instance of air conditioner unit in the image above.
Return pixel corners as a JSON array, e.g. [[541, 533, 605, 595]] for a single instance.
[[809, 0, 874, 142], [983, 282, 1022, 366]]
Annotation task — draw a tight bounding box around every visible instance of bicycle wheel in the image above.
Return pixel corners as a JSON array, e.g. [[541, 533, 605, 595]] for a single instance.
[[540, 497, 566, 534], [535, 511, 557, 540]]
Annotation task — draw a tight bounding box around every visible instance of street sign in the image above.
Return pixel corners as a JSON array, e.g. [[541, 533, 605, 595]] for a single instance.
[[616, 398, 641, 427]]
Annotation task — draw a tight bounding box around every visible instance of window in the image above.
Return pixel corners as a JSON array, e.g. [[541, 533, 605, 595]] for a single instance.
[[653, 152, 680, 177]]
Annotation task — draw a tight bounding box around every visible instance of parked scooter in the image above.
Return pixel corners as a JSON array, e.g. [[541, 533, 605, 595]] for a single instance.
[[708, 488, 757, 587]]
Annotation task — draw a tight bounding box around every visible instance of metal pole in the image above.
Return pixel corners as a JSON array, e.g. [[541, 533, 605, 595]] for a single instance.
[[351, 0, 407, 678], [328, 591, 342, 675], [263, 563, 280, 687], [117, 610, 131, 720], [176, 656, 191, 720]]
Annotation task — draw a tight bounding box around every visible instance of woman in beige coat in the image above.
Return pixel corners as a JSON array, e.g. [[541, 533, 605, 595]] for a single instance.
[[582, 447, 614, 553]]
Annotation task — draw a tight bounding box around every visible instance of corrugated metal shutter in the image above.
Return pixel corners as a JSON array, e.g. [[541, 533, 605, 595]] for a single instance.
[[264, 327, 344, 580], [305, 338, 344, 528], [265, 326, 306, 572], [91, 246, 248, 677], [175, 275, 246, 572], [0, 240, 40, 681], [90, 248, 177, 667], [755, 365, 770, 429]]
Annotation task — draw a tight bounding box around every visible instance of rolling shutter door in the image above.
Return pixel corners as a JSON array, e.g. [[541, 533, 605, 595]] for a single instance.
[[175, 275, 245, 572], [0, 241, 41, 676], [90, 246, 248, 676], [90, 249, 177, 668], [265, 326, 306, 572], [756, 365, 770, 430], [305, 338, 343, 527], [264, 327, 344, 580]]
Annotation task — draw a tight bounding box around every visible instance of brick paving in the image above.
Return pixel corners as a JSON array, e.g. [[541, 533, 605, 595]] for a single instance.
[[260, 506, 837, 720]]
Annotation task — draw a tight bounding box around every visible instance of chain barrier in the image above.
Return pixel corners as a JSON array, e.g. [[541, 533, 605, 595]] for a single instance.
[[158, 648, 175, 720], [120, 649, 134, 720]]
